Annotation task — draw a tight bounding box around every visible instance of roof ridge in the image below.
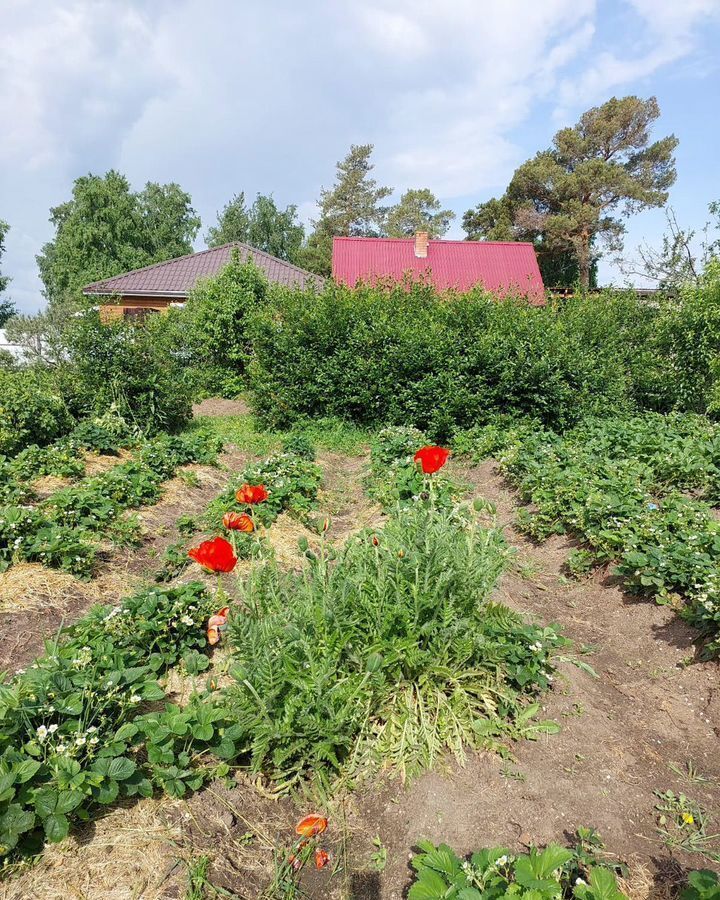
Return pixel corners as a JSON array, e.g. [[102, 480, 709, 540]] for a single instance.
[[83, 241, 320, 292], [332, 236, 535, 247]]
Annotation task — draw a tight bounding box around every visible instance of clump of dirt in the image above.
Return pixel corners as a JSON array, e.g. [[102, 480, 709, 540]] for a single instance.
[[165, 775, 301, 898]]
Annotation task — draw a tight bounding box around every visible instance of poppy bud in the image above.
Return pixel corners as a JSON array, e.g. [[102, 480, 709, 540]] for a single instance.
[[372, 535, 380, 546], [397, 549, 405, 558]]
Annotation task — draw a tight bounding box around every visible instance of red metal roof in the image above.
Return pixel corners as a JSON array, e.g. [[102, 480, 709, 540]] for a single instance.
[[332, 237, 544, 302], [83, 242, 324, 297]]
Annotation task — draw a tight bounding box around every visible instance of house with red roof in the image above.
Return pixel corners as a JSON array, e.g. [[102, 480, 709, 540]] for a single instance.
[[83, 242, 324, 321], [332, 233, 545, 303]]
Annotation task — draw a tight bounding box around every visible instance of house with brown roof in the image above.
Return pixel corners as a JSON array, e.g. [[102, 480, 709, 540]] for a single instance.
[[82, 242, 324, 321]]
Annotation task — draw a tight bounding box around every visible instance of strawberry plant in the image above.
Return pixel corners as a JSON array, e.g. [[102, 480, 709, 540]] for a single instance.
[[0, 582, 217, 864], [408, 840, 628, 899], [461, 413, 720, 655], [207, 450, 322, 529]]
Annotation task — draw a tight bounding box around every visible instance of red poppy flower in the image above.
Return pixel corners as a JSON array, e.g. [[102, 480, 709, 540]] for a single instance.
[[223, 511, 255, 532], [295, 814, 328, 838], [414, 445, 451, 475], [314, 848, 330, 870], [188, 537, 237, 573], [236, 484, 269, 505]]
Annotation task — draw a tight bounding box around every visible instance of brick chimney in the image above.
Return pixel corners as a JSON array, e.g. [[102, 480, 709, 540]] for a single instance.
[[414, 231, 429, 258]]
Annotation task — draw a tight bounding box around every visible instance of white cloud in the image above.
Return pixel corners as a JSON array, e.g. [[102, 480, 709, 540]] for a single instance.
[[555, 0, 720, 112], [1, 0, 719, 310], [0, 1, 170, 169]]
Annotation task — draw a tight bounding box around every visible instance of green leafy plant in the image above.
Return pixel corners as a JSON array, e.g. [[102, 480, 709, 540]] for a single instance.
[[462, 413, 720, 654], [207, 450, 322, 530], [682, 870, 720, 900], [0, 582, 218, 864], [408, 840, 628, 899], [225, 497, 565, 788]]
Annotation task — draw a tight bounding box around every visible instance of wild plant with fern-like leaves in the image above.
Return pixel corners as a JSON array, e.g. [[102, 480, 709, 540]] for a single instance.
[[225, 501, 566, 789]]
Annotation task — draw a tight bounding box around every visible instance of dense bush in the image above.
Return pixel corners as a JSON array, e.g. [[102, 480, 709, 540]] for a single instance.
[[62, 312, 193, 434], [0, 368, 74, 455], [245, 271, 720, 436], [170, 255, 268, 397]]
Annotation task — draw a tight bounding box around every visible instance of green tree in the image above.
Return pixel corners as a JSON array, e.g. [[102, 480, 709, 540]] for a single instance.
[[0, 219, 16, 326], [36, 170, 200, 306], [206, 193, 305, 263], [462, 195, 594, 288], [386, 188, 455, 238], [174, 253, 268, 396], [464, 96, 677, 290], [300, 144, 392, 275], [206, 192, 250, 247], [247, 195, 304, 261]]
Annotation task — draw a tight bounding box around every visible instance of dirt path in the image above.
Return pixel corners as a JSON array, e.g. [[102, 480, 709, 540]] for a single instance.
[[354, 459, 720, 898]]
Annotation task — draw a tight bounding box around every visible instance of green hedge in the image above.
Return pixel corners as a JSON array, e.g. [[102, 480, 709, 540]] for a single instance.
[[244, 271, 720, 436]]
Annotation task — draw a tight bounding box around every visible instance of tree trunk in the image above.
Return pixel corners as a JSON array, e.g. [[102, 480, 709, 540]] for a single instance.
[[578, 231, 591, 293]]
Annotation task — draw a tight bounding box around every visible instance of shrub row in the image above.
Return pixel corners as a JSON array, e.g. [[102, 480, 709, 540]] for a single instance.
[[243, 271, 720, 436]]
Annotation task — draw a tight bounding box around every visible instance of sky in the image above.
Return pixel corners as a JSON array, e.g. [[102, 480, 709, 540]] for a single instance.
[[2, 0, 720, 313]]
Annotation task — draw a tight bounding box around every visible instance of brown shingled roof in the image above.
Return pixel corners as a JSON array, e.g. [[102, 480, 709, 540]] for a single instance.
[[82, 242, 324, 296]]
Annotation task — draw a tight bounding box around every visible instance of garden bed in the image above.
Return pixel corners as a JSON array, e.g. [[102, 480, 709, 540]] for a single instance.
[[0, 412, 718, 900]]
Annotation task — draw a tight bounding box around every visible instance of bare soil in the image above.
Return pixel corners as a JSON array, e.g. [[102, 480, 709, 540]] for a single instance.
[[192, 397, 250, 418], [2, 442, 719, 899]]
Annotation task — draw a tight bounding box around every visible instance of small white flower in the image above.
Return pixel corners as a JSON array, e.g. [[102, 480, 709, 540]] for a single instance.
[[180, 615, 194, 627], [576, 877, 587, 885], [75, 735, 86, 746], [36, 725, 48, 741], [130, 694, 142, 703], [48, 723, 59, 734], [496, 854, 508, 866]]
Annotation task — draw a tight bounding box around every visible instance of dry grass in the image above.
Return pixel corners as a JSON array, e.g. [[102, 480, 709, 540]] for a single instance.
[[0, 798, 184, 900], [265, 513, 321, 569], [0, 564, 134, 616], [618, 858, 688, 899], [31, 474, 74, 499], [82, 449, 133, 477]]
